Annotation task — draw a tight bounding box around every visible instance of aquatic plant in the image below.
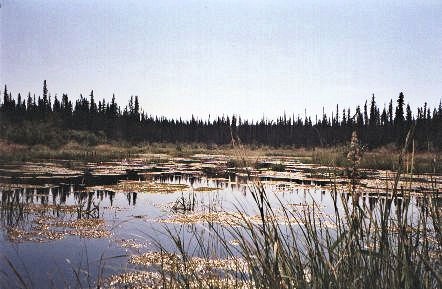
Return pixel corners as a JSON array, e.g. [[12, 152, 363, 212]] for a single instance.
[[144, 130, 441, 289], [96, 180, 189, 194], [1, 129, 441, 288], [171, 192, 196, 212]]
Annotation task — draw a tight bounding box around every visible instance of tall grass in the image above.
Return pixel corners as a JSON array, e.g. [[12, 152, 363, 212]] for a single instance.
[[154, 181, 440, 288], [307, 146, 441, 174], [154, 130, 441, 289]]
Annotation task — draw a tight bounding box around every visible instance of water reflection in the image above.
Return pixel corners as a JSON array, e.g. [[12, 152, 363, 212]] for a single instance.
[[2, 173, 437, 230], [0, 172, 440, 288]]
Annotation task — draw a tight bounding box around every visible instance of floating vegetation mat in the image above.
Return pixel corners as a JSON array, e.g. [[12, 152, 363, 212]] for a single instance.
[[105, 270, 250, 289], [158, 211, 245, 226], [156, 205, 335, 228], [130, 251, 246, 271], [105, 251, 249, 289], [359, 177, 441, 193], [102, 206, 129, 212], [89, 180, 189, 194], [23, 203, 80, 214], [0, 183, 56, 190], [6, 214, 110, 242], [7, 226, 66, 242], [105, 271, 165, 289], [117, 238, 150, 249], [327, 181, 441, 197], [158, 211, 300, 226], [194, 186, 220, 192], [0, 162, 82, 176]]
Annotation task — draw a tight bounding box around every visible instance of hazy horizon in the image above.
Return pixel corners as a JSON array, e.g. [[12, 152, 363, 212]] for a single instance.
[[1, 0, 441, 120]]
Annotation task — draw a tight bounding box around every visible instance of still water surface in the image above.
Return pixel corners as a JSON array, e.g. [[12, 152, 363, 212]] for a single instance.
[[0, 157, 433, 288]]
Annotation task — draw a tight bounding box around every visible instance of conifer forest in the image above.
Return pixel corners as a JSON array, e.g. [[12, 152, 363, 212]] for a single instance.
[[1, 81, 441, 150]]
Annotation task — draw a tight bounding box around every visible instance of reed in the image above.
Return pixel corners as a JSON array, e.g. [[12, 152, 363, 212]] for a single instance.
[[154, 130, 441, 289]]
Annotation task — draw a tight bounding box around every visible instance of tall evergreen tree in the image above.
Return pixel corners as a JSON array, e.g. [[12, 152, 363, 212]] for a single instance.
[[395, 92, 405, 126], [369, 94, 378, 127]]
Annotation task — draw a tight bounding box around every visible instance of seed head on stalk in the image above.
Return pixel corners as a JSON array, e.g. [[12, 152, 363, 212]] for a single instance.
[[347, 130, 362, 202]]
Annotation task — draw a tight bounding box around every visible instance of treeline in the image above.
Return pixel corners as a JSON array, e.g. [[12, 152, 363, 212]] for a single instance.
[[1, 81, 441, 150]]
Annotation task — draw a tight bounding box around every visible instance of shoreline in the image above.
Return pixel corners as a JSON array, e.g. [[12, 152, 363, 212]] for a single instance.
[[1, 140, 440, 174]]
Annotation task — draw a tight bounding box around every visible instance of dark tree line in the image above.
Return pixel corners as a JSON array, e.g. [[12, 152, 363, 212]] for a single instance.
[[1, 81, 441, 150]]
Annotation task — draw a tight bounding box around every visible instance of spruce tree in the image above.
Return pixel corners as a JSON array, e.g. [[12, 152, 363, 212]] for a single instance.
[[395, 92, 405, 126]]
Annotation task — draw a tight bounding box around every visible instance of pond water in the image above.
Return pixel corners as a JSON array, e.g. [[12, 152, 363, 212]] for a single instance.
[[0, 155, 439, 288]]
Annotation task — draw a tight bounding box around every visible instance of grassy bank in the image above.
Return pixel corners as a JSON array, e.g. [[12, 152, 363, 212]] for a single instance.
[[0, 139, 440, 173], [306, 147, 441, 174]]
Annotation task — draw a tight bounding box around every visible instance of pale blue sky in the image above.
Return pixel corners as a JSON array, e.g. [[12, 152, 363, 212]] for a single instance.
[[1, 0, 441, 120]]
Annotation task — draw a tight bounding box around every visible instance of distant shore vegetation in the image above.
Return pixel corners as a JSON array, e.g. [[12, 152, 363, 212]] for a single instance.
[[0, 80, 441, 152]]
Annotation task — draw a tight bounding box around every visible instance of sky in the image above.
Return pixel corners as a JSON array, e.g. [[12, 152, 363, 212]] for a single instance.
[[1, 0, 441, 121]]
